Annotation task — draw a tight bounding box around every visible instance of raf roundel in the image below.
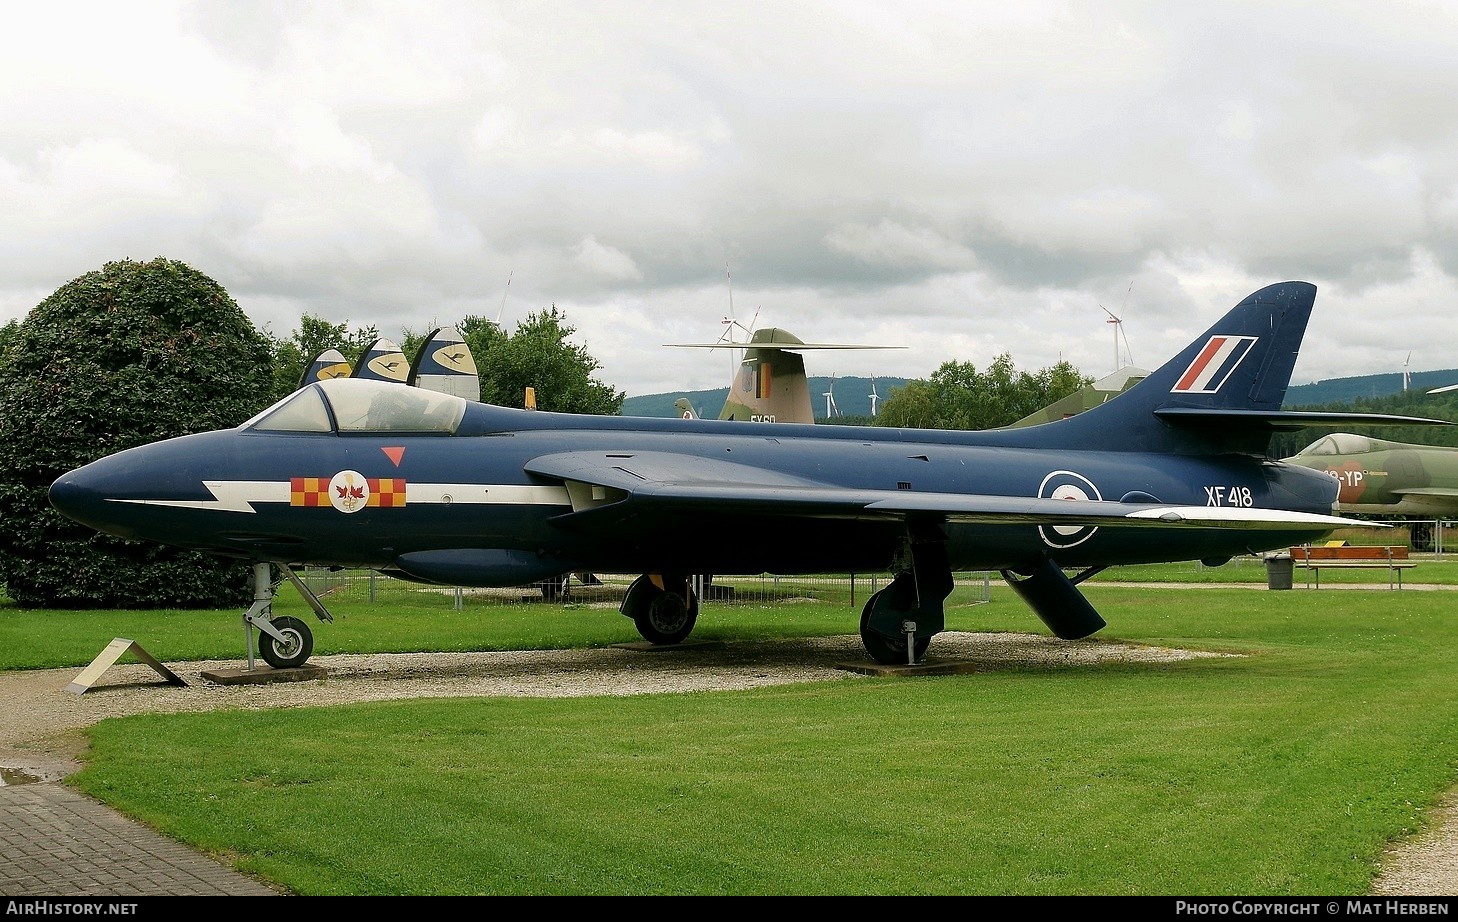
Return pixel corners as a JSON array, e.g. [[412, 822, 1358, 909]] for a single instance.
[[1038, 470, 1102, 549]]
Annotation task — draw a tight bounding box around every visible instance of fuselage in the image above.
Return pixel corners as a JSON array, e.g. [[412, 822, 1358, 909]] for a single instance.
[[1285, 433, 1458, 517], [48, 382, 1344, 586]]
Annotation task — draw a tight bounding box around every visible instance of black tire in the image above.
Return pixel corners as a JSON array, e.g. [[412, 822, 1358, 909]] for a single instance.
[[859, 601, 929, 666], [258, 616, 314, 669], [631, 581, 699, 645]]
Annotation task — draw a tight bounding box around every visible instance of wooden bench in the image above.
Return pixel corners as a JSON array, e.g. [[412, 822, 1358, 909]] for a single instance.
[[1289, 543, 1417, 589]]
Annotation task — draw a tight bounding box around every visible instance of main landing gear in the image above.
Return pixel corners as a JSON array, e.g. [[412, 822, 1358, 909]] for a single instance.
[[241, 562, 335, 670], [859, 532, 954, 666], [620, 573, 699, 645]]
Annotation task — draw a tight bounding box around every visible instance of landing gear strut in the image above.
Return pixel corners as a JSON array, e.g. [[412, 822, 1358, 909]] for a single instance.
[[242, 562, 334, 670]]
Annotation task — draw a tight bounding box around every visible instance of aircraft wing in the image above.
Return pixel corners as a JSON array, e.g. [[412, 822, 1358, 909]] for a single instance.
[[524, 450, 1376, 531], [1392, 488, 1458, 499]]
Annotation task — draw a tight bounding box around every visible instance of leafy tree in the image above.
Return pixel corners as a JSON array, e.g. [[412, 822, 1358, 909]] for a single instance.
[[875, 354, 1091, 430], [404, 305, 624, 414], [0, 318, 19, 367], [267, 315, 379, 403], [0, 258, 275, 607]]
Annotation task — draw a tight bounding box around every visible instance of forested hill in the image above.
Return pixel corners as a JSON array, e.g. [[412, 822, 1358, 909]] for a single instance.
[[1285, 369, 1458, 405]]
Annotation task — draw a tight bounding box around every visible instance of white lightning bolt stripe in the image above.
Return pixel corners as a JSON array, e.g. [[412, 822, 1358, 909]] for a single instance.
[[405, 484, 571, 505], [111, 482, 571, 513]]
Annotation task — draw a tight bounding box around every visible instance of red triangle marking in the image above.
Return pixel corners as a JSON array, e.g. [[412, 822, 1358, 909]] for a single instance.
[[381, 446, 405, 466]]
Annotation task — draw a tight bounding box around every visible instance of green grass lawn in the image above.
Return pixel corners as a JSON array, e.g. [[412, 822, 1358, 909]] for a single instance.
[[7, 571, 1458, 895]]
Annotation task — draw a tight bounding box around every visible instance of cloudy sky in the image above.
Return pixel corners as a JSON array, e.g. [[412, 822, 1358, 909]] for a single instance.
[[4, 1, 1457, 399]]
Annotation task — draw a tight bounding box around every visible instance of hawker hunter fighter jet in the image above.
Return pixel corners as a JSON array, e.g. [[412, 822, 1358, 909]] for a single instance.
[[50, 282, 1447, 670]]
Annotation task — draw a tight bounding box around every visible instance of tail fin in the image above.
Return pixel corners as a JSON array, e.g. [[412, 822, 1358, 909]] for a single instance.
[[1031, 281, 1317, 455], [666, 327, 904, 424], [409, 327, 481, 401], [354, 338, 410, 384], [298, 348, 352, 389]]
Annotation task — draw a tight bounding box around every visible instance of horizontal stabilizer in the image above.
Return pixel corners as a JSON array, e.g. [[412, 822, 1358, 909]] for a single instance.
[[667, 342, 905, 351], [1154, 407, 1453, 431], [666, 326, 905, 352]]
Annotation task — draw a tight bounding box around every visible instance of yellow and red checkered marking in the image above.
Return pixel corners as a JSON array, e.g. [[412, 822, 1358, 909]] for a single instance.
[[370, 478, 406, 507], [290, 477, 407, 507]]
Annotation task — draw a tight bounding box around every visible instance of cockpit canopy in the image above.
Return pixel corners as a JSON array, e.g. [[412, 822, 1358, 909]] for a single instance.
[[1294, 433, 1378, 457], [244, 378, 468, 435]]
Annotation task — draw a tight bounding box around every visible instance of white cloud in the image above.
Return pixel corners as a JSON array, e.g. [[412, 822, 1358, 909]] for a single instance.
[[571, 236, 643, 281], [823, 220, 977, 270], [2, 2, 1457, 398]]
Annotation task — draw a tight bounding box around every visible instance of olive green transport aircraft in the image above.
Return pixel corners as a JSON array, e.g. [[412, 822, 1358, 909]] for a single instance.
[[667, 327, 903, 424]]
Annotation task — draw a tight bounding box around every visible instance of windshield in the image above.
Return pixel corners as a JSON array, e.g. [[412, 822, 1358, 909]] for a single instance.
[[1295, 433, 1378, 457], [248, 379, 467, 434]]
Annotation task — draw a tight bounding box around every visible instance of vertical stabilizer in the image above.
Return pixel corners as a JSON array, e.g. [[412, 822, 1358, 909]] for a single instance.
[[409, 327, 481, 401], [353, 338, 410, 384], [1023, 281, 1317, 455], [298, 348, 352, 389], [665, 327, 904, 424]]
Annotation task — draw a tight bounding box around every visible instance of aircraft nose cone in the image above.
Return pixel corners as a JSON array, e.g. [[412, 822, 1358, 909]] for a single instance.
[[48, 462, 136, 538], [49, 468, 99, 527]]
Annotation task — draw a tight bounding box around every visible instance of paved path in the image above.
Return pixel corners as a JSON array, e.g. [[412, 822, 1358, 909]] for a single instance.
[[0, 782, 282, 896]]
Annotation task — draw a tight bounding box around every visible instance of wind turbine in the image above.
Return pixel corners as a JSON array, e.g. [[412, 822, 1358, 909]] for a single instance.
[[823, 373, 840, 419], [1404, 351, 1412, 392], [868, 374, 880, 417], [1100, 282, 1135, 373], [717, 262, 760, 380], [492, 269, 512, 329]]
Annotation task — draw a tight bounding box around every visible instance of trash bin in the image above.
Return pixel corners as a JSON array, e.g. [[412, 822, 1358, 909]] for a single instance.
[[1265, 553, 1293, 590]]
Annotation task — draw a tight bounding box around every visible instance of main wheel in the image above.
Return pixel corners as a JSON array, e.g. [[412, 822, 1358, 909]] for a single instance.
[[258, 616, 314, 669], [859, 599, 929, 666], [629, 580, 699, 645]]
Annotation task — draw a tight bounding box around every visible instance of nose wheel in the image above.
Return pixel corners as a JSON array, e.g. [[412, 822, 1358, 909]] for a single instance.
[[256, 615, 314, 669], [241, 562, 332, 670]]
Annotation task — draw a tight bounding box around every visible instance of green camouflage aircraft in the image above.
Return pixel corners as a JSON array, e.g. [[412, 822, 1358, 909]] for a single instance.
[[1003, 365, 1150, 428], [667, 327, 902, 423], [1282, 432, 1458, 549]]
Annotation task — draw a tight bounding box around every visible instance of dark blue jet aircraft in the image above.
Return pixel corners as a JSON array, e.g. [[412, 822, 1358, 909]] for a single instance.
[[48, 282, 1447, 669]]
